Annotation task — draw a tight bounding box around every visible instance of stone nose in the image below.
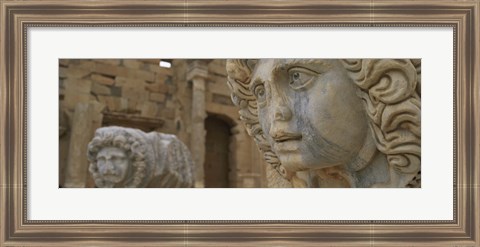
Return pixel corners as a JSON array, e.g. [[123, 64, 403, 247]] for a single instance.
[[103, 159, 115, 174], [273, 104, 292, 121], [269, 103, 294, 140]]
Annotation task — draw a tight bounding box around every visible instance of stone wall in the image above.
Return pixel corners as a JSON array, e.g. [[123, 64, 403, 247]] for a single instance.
[[59, 59, 267, 188]]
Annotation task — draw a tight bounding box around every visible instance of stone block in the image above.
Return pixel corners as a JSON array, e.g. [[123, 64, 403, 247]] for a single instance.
[[127, 99, 141, 114], [205, 92, 213, 103], [167, 85, 175, 94], [123, 60, 142, 69], [145, 82, 169, 93], [207, 75, 230, 95], [94, 62, 128, 77], [154, 73, 168, 84], [98, 95, 121, 112], [64, 92, 91, 110], [91, 73, 115, 86], [64, 78, 92, 94], [126, 68, 155, 82], [160, 107, 175, 120], [205, 102, 239, 121], [139, 59, 161, 65], [242, 177, 256, 188], [140, 101, 159, 118], [59, 67, 68, 79], [59, 59, 69, 67], [160, 119, 176, 133], [73, 60, 96, 70], [150, 92, 166, 103], [166, 100, 176, 109], [123, 83, 148, 100], [212, 93, 234, 106], [96, 59, 121, 66], [92, 82, 111, 96], [208, 60, 227, 76], [111, 86, 122, 97], [115, 76, 145, 87], [64, 67, 91, 79]]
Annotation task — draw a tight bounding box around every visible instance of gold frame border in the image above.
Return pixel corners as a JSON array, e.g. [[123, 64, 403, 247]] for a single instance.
[[1, 1, 479, 246]]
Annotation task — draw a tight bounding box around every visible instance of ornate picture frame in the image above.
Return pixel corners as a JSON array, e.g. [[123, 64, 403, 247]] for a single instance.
[[1, 1, 479, 245]]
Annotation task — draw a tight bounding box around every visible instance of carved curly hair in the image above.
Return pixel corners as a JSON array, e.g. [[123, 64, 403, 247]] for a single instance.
[[87, 128, 149, 188], [226, 59, 421, 188]]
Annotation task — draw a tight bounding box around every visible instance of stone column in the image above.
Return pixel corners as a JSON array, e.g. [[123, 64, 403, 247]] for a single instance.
[[187, 60, 209, 188], [63, 101, 105, 187]]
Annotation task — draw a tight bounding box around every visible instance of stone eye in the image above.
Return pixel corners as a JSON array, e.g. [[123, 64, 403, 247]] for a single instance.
[[292, 72, 300, 81], [288, 67, 317, 90], [254, 84, 266, 103]]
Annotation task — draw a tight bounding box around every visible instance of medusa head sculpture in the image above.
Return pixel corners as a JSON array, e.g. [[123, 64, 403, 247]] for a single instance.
[[87, 126, 195, 188], [226, 59, 421, 188]]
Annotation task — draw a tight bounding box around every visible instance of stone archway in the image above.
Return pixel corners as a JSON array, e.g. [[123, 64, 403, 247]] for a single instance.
[[204, 115, 232, 188]]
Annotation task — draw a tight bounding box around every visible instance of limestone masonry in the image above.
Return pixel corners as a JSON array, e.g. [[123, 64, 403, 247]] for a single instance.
[[59, 59, 267, 188]]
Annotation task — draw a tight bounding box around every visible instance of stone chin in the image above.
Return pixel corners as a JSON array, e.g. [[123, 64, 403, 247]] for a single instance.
[[270, 134, 359, 173], [275, 149, 350, 173]]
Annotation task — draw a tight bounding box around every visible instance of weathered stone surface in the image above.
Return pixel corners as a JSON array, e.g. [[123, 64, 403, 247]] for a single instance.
[[187, 60, 209, 188], [160, 108, 175, 120], [94, 62, 128, 77], [149, 92, 166, 103], [87, 126, 195, 188], [123, 60, 142, 69], [140, 101, 159, 118], [91, 82, 111, 95], [145, 82, 169, 93], [208, 60, 228, 76], [59, 59, 70, 67], [123, 83, 148, 100], [73, 60, 96, 70], [132, 69, 155, 82], [207, 75, 231, 95], [212, 93, 234, 106], [64, 78, 92, 93], [64, 78, 92, 109], [115, 76, 144, 87], [98, 95, 121, 112], [60, 59, 270, 188], [97, 59, 121, 66], [62, 68, 91, 79], [226, 59, 421, 188], [63, 101, 105, 187], [92, 73, 115, 86], [59, 67, 68, 79], [126, 99, 140, 114], [205, 102, 238, 121], [139, 59, 161, 65]]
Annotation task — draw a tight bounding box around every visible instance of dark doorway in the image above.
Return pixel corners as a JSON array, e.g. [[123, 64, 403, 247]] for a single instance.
[[204, 115, 231, 187]]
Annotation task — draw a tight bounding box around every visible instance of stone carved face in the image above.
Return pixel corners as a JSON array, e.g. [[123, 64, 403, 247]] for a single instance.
[[251, 59, 368, 171], [227, 59, 421, 187], [88, 126, 195, 188], [87, 128, 148, 188], [95, 146, 130, 187]]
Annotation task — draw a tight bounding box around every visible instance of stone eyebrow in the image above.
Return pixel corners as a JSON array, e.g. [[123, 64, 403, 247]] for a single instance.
[[278, 59, 332, 72]]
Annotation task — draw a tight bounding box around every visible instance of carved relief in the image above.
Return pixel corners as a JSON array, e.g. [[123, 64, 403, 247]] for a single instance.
[[226, 59, 421, 188], [87, 126, 195, 188]]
